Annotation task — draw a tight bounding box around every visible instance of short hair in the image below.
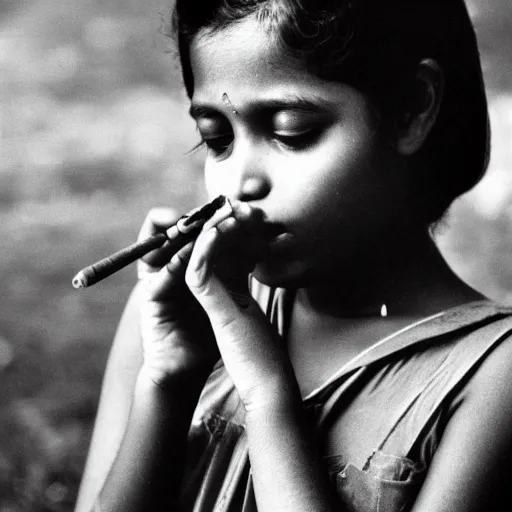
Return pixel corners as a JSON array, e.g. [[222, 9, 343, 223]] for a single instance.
[[170, 0, 490, 223]]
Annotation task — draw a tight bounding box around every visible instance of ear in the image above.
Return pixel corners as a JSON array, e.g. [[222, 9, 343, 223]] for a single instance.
[[396, 58, 444, 155]]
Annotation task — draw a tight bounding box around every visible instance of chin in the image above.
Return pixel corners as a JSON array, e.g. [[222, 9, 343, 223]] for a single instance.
[[251, 260, 314, 290]]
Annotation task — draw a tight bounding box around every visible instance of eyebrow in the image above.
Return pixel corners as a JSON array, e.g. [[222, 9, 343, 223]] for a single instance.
[[188, 94, 334, 119]]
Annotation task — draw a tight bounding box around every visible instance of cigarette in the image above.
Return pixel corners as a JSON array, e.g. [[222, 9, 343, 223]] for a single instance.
[[72, 195, 228, 289]]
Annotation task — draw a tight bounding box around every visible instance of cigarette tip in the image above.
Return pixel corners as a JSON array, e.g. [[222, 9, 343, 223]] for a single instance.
[[72, 271, 87, 289], [208, 195, 227, 213]]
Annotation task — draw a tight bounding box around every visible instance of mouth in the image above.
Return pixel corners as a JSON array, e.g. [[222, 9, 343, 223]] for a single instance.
[[263, 223, 286, 238], [257, 224, 297, 253], [238, 222, 289, 257], [255, 222, 285, 241]]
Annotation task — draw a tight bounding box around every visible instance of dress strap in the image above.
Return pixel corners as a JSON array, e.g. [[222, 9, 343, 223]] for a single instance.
[[305, 301, 512, 403], [375, 315, 512, 458], [249, 278, 512, 460]]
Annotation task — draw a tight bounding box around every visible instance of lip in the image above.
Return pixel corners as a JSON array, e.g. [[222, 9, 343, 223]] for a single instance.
[[256, 222, 286, 241], [243, 220, 297, 257], [261, 226, 297, 252], [268, 230, 290, 243]]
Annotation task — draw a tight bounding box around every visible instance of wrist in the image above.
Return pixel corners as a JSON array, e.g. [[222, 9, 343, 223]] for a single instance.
[[137, 364, 211, 402], [242, 374, 303, 415]]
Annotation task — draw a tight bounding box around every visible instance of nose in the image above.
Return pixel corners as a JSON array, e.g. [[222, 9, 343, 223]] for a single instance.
[[229, 144, 271, 203], [237, 175, 270, 202]]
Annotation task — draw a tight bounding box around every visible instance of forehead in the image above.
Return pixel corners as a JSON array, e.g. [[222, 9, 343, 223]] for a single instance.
[[189, 16, 340, 104]]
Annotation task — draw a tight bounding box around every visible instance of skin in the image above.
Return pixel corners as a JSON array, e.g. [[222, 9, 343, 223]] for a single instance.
[[190, 21, 479, 312], [193, 24, 407, 291], [189, 18, 482, 392], [74, 15, 512, 512]]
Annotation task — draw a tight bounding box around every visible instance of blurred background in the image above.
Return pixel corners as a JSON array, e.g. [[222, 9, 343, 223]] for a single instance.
[[0, 0, 511, 509]]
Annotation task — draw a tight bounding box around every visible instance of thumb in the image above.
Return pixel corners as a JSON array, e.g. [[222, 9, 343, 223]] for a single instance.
[[143, 241, 194, 302]]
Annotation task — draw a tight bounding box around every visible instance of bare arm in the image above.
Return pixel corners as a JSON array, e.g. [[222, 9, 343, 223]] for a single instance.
[[242, 335, 512, 512], [74, 282, 211, 512], [97, 361, 207, 511], [180, 205, 512, 511], [74, 205, 223, 511], [183, 210, 341, 512], [411, 337, 512, 512], [73, 284, 145, 512], [244, 383, 339, 512]]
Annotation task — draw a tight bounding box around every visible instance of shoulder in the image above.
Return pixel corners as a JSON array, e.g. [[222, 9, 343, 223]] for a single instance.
[[410, 312, 512, 511], [445, 303, 512, 411], [443, 309, 512, 463], [461, 318, 512, 406]]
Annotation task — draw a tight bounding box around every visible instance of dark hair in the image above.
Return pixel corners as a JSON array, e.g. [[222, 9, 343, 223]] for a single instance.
[[170, 0, 490, 223]]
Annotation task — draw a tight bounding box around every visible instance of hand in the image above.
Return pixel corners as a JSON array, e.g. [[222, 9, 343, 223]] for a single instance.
[[184, 201, 298, 412], [136, 207, 219, 389]]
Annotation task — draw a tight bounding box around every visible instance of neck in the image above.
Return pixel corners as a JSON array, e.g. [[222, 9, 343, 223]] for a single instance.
[[298, 227, 483, 319]]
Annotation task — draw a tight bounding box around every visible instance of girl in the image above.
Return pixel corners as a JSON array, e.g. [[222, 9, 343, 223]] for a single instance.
[[74, 1, 512, 511]]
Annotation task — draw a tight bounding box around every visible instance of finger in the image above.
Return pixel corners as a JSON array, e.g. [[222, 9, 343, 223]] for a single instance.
[[205, 200, 267, 265], [204, 209, 264, 284], [138, 207, 179, 242], [211, 217, 256, 283], [138, 207, 181, 273], [143, 241, 195, 301], [200, 197, 234, 232], [185, 227, 219, 292], [186, 202, 263, 299], [138, 202, 216, 275], [200, 202, 256, 258], [186, 230, 252, 324], [198, 215, 245, 274], [140, 199, 233, 272], [186, 227, 252, 312], [200, 199, 260, 234], [229, 200, 265, 231]]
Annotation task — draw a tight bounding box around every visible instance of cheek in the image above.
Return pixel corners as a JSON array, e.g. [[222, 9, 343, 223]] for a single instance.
[[279, 141, 368, 217], [284, 140, 383, 241], [204, 165, 226, 197]]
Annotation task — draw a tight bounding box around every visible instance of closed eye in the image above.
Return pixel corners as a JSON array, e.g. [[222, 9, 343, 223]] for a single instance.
[[272, 109, 329, 150], [201, 134, 234, 157], [194, 114, 234, 157], [274, 128, 323, 150]]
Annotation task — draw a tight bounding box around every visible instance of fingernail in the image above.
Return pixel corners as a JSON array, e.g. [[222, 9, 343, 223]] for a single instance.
[[166, 225, 180, 240], [166, 252, 181, 273], [232, 201, 253, 222]]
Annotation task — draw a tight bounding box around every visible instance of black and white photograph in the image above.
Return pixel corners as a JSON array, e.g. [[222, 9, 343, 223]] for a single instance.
[[1, 1, 512, 511]]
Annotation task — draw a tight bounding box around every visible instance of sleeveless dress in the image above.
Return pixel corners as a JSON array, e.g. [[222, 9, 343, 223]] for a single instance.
[[178, 280, 512, 512]]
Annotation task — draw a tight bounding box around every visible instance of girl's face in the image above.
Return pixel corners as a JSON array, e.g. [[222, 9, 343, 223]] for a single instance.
[[189, 17, 411, 288]]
